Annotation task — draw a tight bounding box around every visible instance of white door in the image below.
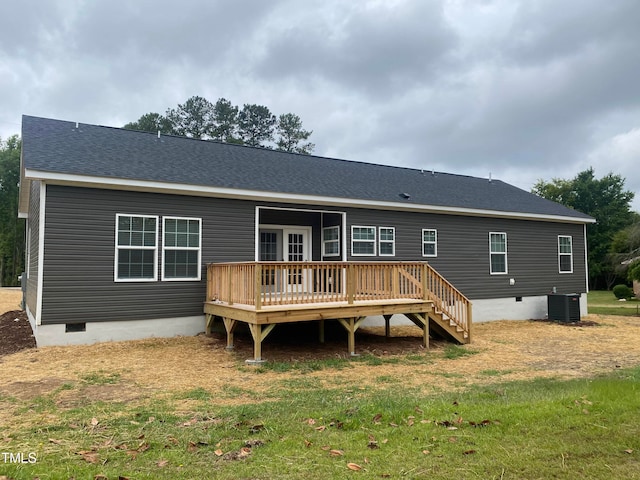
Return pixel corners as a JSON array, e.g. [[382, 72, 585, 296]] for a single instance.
[[283, 228, 311, 292]]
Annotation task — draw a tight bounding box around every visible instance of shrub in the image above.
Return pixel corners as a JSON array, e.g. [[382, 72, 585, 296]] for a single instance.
[[628, 260, 640, 283], [613, 284, 633, 299]]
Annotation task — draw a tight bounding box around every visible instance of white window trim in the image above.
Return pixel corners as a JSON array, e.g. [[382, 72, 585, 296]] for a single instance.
[[378, 227, 395, 257], [322, 225, 341, 257], [558, 235, 573, 274], [422, 228, 437, 257], [351, 225, 376, 257], [489, 232, 508, 275], [114, 214, 159, 282], [161, 216, 202, 281]]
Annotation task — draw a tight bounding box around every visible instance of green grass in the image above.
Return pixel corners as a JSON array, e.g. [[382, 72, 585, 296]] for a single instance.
[[588, 290, 640, 316], [252, 352, 430, 373], [480, 369, 513, 377], [80, 370, 122, 385], [3, 367, 638, 479], [443, 344, 479, 359]]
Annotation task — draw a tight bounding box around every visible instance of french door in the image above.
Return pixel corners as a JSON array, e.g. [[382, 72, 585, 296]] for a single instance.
[[283, 228, 310, 292]]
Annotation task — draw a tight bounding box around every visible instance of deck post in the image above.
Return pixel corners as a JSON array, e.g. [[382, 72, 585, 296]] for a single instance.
[[392, 265, 400, 297], [347, 264, 355, 304], [222, 317, 237, 350], [207, 266, 213, 302], [338, 316, 366, 356], [405, 313, 429, 350], [205, 314, 214, 335], [466, 301, 473, 342], [255, 263, 262, 310], [422, 264, 429, 301], [383, 314, 393, 338], [423, 313, 430, 350], [247, 323, 276, 364], [318, 320, 325, 344], [227, 266, 234, 305]]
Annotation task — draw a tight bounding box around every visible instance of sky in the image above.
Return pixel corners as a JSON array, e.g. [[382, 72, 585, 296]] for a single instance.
[[1, 0, 639, 211]]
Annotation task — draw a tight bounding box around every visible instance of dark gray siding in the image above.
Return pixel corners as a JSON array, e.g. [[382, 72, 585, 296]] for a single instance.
[[25, 180, 41, 315], [40, 187, 588, 325], [254, 201, 587, 300], [343, 207, 587, 299], [41, 186, 255, 324]]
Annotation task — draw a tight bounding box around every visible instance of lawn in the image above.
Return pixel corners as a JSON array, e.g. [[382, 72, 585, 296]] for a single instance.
[[1, 368, 639, 479], [1, 288, 640, 479], [588, 290, 640, 316]]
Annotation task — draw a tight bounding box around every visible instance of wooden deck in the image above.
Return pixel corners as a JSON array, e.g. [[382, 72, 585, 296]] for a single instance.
[[204, 262, 471, 362]]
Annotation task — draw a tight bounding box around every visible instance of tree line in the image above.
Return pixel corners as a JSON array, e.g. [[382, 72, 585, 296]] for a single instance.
[[124, 96, 315, 154], [533, 168, 640, 290], [0, 135, 24, 287]]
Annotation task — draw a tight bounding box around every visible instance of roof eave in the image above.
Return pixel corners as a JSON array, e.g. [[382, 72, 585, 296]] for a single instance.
[[23, 168, 597, 224]]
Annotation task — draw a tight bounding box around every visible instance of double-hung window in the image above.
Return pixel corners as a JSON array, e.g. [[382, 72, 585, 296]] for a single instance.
[[379, 227, 395, 256], [115, 214, 158, 281], [489, 232, 507, 274], [323, 226, 340, 257], [351, 226, 376, 256], [422, 229, 437, 257], [162, 217, 202, 281], [558, 235, 573, 273]]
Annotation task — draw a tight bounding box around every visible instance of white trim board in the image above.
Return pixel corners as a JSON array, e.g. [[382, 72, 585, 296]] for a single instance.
[[24, 169, 596, 225]]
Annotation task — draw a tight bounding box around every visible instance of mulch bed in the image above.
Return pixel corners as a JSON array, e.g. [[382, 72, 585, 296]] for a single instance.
[[532, 318, 600, 327], [0, 310, 36, 356]]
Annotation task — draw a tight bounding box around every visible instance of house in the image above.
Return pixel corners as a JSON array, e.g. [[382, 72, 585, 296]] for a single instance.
[[19, 115, 595, 352]]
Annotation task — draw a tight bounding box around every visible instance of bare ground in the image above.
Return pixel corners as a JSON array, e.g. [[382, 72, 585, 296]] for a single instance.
[[1, 288, 640, 430]]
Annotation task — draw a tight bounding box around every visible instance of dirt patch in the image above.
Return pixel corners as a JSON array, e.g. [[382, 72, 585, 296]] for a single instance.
[[55, 383, 149, 409], [0, 377, 71, 401], [0, 310, 36, 356]]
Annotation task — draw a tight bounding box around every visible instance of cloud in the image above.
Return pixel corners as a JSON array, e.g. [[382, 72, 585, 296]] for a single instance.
[[0, 0, 638, 214], [254, 0, 457, 98], [588, 128, 640, 211]]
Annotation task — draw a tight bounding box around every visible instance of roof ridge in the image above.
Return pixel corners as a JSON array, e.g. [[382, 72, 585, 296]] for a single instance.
[[23, 114, 497, 183]]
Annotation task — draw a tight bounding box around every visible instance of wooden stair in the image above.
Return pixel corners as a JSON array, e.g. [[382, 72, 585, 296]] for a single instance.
[[427, 309, 470, 344], [419, 263, 472, 345]]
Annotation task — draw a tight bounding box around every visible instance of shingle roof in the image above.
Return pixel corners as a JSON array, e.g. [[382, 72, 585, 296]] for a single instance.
[[21, 115, 594, 222]]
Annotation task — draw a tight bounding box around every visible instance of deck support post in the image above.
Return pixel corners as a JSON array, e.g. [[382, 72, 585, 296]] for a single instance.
[[222, 317, 238, 351], [383, 314, 393, 338], [205, 314, 214, 335], [318, 320, 325, 344], [247, 323, 277, 364], [338, 316, 366, 356], [405, 313, 429, 350]]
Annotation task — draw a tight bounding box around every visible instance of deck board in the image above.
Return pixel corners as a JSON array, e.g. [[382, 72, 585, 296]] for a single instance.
[[204, 298, 433, 325]]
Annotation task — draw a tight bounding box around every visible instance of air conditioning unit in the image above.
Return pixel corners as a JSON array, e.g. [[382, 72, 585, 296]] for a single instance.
[[547, 293, 581, 323]]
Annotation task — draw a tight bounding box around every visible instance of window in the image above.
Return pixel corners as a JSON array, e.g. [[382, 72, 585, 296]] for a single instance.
[[422, 229, 437, 257], [162, 217, 201, 281], [489, 232, 507, 274], [379, 227, 395, 256], [115, 214, 158, 281], [260, 232, 279, 261], [351, 226, 376, 256], [323, 226, 340, 257], [558, 235, 573, 273]]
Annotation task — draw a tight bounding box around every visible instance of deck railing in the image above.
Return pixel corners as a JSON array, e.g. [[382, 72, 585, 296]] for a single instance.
[[206, 261, 471, 334]]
